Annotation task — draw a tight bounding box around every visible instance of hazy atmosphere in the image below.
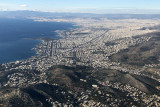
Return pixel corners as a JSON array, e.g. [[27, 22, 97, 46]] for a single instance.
[[0, 0, 160, 107], [0, 0, 160, 13]]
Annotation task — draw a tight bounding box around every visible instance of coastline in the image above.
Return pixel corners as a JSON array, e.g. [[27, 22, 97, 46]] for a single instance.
[[0, 18, 75, 64], [1, 33, 65, 65]]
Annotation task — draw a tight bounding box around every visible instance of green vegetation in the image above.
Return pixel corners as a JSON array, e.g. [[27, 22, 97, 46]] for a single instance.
[[92, 69, 159, 94], [105, 41, 116, 46], [47, 65, 93, 90], [75, 33, 90, 35], [0, 65, 159, 106], [110, 32, 160, 66], [92, 50, 105, 54]]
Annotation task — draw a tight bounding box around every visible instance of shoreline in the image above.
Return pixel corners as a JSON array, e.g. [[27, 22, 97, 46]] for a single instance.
[[0, 18, 75, 64], [0, 36, 62, 65]]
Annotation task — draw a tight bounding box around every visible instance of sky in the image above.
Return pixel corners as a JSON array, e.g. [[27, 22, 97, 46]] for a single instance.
[[0, 0, 160, 14]]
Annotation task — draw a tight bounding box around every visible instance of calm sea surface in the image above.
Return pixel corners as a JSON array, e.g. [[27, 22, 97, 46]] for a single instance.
[[0, 18, 74, 64]]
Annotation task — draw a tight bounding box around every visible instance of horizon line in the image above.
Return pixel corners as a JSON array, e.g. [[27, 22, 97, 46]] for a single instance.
[[1, 10, 160, 15]]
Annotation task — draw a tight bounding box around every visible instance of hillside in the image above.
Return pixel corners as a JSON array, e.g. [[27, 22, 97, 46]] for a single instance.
[[111, 32, 160, 66], [0, 65, 159, 106]]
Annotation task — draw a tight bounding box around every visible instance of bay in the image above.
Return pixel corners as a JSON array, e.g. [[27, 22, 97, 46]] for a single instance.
[[0, 18, 74, 64]]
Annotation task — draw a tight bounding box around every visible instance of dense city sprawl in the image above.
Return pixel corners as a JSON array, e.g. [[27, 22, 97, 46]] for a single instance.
[[0, 18, 160, 106]]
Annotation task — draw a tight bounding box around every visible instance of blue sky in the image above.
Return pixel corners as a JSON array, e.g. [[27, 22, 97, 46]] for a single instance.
[[0, 0, 160, 13]]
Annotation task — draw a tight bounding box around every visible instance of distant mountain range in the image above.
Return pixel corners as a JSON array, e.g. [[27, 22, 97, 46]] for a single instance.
[[1, 10, 160, 19]]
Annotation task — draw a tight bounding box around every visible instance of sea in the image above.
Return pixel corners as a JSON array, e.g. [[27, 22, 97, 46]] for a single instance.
[[0, 18, 74, 64]]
